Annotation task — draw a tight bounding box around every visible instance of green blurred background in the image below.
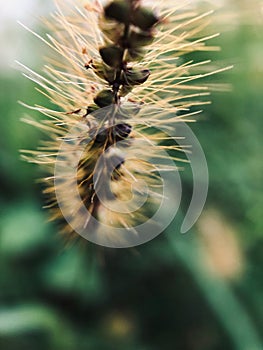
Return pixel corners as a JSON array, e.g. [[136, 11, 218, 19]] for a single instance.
[[0, 0, 262, 349]]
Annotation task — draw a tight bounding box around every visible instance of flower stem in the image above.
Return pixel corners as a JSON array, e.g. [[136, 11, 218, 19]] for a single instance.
[[112, 22, 130, 104]]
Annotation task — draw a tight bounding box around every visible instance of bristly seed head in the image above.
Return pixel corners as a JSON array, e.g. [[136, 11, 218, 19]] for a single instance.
[[19, 0, 229, 245]]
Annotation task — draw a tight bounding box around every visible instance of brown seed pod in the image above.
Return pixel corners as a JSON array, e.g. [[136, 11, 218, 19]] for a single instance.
[[104, 0, 131, 24], [99, 45, 123, 68], [131, 7, 159, 31], [94, 89, 115, 107], [124, 68, 150, 85]]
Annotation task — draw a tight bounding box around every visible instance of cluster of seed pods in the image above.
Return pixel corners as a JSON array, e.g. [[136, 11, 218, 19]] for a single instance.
[[76, 0, 161, 223]]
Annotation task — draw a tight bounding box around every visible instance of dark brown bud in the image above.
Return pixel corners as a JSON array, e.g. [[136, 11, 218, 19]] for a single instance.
[[104, 1, 130, 24], [92, 61, 116, 84], [131, 7, 159, 31], [124, 68, 150, 85], [114, 123, 132, 141], [94, 127, 108, 143], [99, 45, 123, 68], [94, 89, 115, 107]]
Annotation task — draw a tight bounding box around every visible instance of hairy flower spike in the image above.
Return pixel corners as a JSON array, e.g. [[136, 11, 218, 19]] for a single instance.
[[19, 0, 230, 247]]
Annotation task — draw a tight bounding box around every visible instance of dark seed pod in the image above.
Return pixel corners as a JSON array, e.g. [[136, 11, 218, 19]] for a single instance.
[[94, 89, 114, 107], [114, 123, 132, 141], [94, 127, 108, 143], [131, 7, 159, 31], [124, 68, 150, 85], [104, 1, 130, 24], [127, 30, 154, 48], [92, 61, 116, 84], [103, 65, 116, 84], [99, 45, 123, 68]]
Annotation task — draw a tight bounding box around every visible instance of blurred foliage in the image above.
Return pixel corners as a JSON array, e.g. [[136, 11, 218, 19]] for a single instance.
[[0, 1, 263, 349]]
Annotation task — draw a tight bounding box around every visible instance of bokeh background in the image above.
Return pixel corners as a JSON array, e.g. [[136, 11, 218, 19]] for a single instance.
[[0, 0, 262, 349]]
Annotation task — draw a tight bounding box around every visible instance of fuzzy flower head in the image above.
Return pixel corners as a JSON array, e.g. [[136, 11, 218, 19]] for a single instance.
[[20, 0, 228, 247]]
